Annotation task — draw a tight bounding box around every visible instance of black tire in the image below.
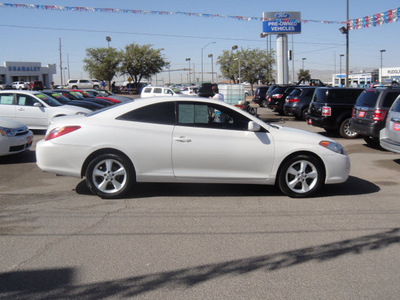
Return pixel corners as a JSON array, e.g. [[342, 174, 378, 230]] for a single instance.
[[277, 154, 325, 198], [339, 118, 359, 139], [363, 136, 381, 149], [72, 85, 78, 89], [261, 100, 267, 108], [300, 108, 308, 121], [85, 153, 134, 199]]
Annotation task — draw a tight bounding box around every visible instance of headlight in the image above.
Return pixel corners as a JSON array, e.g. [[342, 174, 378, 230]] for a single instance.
[[75, 112, 88, 116], [0, 126, 15, 137], [319, 140, 347, 155]]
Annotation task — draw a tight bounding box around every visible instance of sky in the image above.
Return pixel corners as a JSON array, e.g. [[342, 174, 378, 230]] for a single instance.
[[1, 0, 399, 84]]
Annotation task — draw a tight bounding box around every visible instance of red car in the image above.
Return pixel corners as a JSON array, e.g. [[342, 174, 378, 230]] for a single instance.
[[69, 89, 120, 104], [29, 81, 44, 91]]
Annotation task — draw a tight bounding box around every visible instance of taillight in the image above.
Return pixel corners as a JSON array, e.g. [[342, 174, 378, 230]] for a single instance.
[[45, 126, 81, 141], [352, 108, 355, 117], [272, 94, 284, 99], [289, 97, 300, 103], [372, 109, 385, 121], [322, 106, 331, 116]]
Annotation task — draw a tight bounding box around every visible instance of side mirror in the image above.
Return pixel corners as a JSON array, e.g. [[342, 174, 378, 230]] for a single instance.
[[33, 102, 42, 107], [248, 121, 260, 132]]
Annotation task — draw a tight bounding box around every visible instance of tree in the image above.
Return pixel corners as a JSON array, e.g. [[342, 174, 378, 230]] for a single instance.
[[217, 47, 275, 93], [119, 43, 168, 87], [83, 47, 122, 89], [297, 69, 311, 82]]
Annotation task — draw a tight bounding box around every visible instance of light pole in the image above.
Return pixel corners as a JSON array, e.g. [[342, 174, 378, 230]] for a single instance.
[[340, 54, 344, 86], [201, 42, 215, 83], [380, 49, 386, 83], [185, 58, 191, 84], [302, 58, 306, 70], [232, 45, 240, 83], [339, 0, 349, 87], [106, 36, 111, 47], [208, 54, 214, 82]]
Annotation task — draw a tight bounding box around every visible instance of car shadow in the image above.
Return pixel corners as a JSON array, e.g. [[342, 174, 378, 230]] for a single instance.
[[75, 176, 379, 199], [0, 150, 36, 165]]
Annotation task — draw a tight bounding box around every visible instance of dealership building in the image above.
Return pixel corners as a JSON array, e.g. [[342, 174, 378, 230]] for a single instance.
[[0, 61, 57, 88], [332, 67, 400, 87]]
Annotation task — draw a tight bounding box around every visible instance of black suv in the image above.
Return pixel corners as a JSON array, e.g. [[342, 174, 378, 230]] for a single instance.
[[307, 87, 363, 138], [349, 86, 400, 147], [197, 83, 217, 98], [252, 85, 277, 107], [267, 85, 296, 115], [283, 86, 316, 120]]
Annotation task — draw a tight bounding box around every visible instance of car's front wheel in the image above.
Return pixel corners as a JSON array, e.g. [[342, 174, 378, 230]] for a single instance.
[[85, 153, 134, 199], [277, 154, 325, 198]]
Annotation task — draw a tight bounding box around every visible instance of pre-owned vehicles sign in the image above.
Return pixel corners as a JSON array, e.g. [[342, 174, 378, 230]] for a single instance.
[[262, 12, 301, 34]]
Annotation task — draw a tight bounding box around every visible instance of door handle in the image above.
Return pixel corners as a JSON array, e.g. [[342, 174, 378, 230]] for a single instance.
[[174, 136, 192, 143]]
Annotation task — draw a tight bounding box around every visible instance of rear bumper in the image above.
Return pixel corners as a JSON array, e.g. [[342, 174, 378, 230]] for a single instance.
[[307, 115, 336, 129], [349, 119, 382, 137]]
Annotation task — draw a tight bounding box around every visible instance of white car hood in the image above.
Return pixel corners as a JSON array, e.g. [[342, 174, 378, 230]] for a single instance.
[[267, 123, 332, 144], [0, 116, 27, 129]]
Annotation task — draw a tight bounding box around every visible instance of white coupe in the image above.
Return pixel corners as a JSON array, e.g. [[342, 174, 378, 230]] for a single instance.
[[36, 97, 350, 199]]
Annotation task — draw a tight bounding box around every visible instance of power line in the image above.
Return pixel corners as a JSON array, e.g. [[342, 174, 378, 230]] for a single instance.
[[0, 24, 344, 46]]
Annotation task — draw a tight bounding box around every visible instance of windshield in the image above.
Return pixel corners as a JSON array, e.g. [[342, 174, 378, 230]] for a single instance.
[[35, 93, 62, 107], [70, 91, 86, 99]]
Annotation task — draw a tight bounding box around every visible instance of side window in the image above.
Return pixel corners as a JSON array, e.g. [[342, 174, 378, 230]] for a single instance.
[[116, 102, 175, 125], [177, 102, 251, 131], [143, 88, 152, 93], [17, 95, 37, 106], [80, 80, 89, 83], [382, 92, 400, 108], [165, 89, 173, 95], [391, 98, 400, 112], [0, 94, 14, 105], [154, 88, 162, 94]]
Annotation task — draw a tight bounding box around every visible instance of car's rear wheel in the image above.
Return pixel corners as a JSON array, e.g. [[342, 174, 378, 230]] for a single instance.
[[85, 153, 134, 199], [277, 154, 325, 198], [339, 118, 359, 139]]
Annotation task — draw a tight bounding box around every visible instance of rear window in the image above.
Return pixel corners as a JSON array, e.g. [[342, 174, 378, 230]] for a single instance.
[[289, 89, 302, 97], [355, 90, 380, 107], [313, 88, 328, 103]]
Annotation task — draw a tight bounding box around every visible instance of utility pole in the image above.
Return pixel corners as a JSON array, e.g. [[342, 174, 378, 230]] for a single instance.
[[59, 38, 63, 85]]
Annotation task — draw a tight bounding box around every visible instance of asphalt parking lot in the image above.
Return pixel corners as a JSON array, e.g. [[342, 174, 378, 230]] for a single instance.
[[1, 108, 399, 299]]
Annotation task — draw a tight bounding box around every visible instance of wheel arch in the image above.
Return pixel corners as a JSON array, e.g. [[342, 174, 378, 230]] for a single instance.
[[81, 148, 136, 178], [276, 151, 326, 185]]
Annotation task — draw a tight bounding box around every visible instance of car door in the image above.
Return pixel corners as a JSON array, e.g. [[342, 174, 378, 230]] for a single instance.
[[172, 101, 275, 181], [386, 99, 400, 143], [0, 93, 16, 119], [15, 93, 48, 128]]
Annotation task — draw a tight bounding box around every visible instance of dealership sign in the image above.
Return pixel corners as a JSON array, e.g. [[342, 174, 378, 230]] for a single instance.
[[262, 11, 301, 34]]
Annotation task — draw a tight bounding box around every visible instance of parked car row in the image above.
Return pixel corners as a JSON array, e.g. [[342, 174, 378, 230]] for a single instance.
[[6, 81, 44, 91], [256, 84, 400, 153]]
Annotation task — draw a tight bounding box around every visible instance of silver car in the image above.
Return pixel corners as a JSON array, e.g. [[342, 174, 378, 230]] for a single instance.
[[380, 95, 400, 153], [0, 116, 33, 156]]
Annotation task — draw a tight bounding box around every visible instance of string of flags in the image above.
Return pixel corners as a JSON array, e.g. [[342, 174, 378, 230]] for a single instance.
[[0, 3, 399, 30]]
